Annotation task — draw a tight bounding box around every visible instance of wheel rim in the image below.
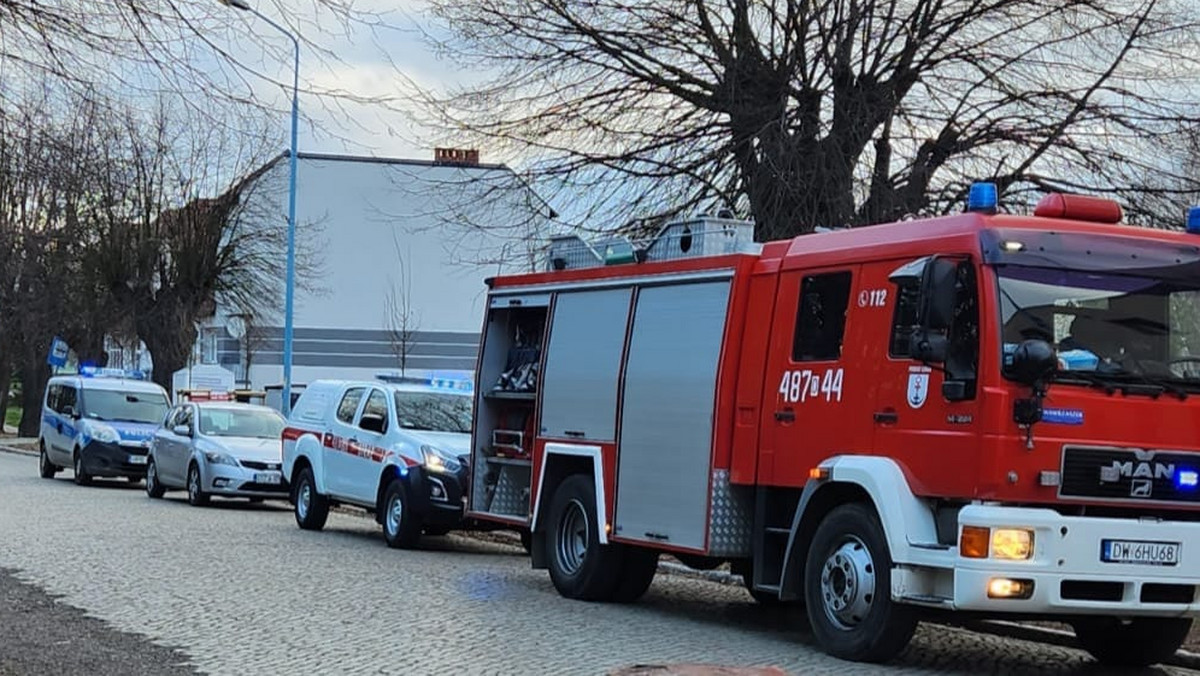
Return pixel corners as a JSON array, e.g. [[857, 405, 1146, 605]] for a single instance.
[[297, 481, 310, 520], [188, 467, 199, 501], [75, 454, 82, 476], [386, 490, 403, 536], [555, 498, 589, 576], [40, 448, 48, 472], [819, 535, 876, 630], [146, 464, 156, 493]]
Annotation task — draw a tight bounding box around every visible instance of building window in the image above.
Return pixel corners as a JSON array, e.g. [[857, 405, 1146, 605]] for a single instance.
[[792, 272, 852, 361]]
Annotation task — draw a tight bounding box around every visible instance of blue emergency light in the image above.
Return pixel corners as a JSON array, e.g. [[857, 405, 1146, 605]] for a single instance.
[[1176, 469, 1199, 490], [79, 365, 147, 380], [429, 373, 473, 392], [967, 182, 998, 213], [1187, 206, 1200, 235]]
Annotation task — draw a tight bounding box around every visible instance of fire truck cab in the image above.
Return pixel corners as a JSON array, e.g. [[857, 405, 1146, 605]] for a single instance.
[[467, 188, 1200, 665]]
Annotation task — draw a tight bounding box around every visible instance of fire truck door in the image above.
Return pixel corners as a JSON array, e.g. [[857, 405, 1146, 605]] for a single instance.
[[868, 258, 981, 496], [760, 266, 867, 487]]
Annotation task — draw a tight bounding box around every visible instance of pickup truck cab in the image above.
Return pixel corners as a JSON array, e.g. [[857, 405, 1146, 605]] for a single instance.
[[281, 377, 472, 548]]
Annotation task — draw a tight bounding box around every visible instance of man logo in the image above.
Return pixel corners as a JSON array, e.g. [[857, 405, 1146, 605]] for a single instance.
[[1131, 479, 1153, 498]]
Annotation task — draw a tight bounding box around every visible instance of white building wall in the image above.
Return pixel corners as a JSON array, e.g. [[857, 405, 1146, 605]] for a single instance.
[[205, 153, 556, 393]]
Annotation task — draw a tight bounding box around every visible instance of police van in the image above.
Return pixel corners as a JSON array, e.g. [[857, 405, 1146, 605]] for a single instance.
[[38, 368, 172, 485]]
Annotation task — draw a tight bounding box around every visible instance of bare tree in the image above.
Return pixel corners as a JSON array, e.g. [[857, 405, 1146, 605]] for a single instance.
[[416, 0, 1200, 239], [384, 237, 421, 376]]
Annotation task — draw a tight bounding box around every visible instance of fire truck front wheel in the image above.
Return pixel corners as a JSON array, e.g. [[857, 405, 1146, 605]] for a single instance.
[[804, 503, 917, 663], [547, 474, 623, 601], [1071, 616, 1192, 667]]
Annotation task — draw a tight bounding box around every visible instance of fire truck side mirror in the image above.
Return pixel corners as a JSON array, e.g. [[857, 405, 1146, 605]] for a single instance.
[[1009, 339, 1057, 386], [920, 257, 959, 331]]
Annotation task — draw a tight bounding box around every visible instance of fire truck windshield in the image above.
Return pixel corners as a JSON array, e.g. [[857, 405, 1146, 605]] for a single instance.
[[996, 265, 1200, 388]]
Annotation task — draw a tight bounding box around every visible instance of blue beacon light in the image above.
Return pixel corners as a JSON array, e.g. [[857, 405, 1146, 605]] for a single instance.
[[1186, 206, 1200, 235], [1176, 469, 1199, 490], [967, 182, 999, 214]]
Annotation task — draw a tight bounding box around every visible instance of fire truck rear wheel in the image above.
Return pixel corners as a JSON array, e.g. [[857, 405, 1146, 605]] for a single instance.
[[382, 479, 422, 549], [547, 474, 623, 601], [804, 503, 917, 663], [611, 547, 658, 603], [293, 467, 329, 531], [1071, 616, 1192, 667]]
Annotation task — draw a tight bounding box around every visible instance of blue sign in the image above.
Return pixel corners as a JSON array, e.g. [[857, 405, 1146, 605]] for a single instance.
[[1042, 408, 1084, 425], [47, 336, 69, 368]]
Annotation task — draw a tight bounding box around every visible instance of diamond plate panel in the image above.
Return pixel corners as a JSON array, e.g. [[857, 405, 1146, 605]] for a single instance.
[[707, 469, 752, 557], [487, 464, 530, 517]]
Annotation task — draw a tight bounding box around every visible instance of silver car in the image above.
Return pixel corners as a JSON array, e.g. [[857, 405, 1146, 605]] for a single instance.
[[145, 402, 288, 506]]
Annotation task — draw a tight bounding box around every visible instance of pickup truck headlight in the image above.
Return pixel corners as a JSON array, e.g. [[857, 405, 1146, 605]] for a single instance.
[[85, 422, 120, 444], [421, 445, 461, 474], [204, 451, 240, 466]]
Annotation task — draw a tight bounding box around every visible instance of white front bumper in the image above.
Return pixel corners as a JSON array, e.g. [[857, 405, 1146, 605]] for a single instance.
[[951, 505, 1200, 616]]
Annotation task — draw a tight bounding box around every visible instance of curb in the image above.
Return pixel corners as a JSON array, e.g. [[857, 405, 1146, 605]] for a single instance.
[[0, 444, 35, 457]]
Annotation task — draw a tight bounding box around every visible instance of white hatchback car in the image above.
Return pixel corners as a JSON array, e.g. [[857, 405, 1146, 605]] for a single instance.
[[145, 401, 288, 506]]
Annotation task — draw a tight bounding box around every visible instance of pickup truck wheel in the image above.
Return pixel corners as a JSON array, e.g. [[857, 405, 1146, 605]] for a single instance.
[[804, 503, 917, 663], [546, 474, 623, 601], [186, 464, 210, 507], [382, 479, 422, 549], [293, 467, 329, 531], [73, 450, 91, 486], [1072, 617, 1191, 667], [145, 461, 165, 499], [39, 443, 58, 479]]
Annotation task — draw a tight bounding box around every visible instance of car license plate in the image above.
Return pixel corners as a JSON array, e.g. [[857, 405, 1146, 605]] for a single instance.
[[255, 472, 282, 485], [128, 455, 148, 465], [1101, 539, 1180, 566]]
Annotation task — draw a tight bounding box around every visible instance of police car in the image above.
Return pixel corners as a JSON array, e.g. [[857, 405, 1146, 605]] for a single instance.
[[281, 375, 472, 548], [38, 368, 172, 485]]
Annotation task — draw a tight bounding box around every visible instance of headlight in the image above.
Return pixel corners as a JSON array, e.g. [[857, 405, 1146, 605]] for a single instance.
[[421, 445, 461, 473], [992, 528, 1034, 560], [86, 422, 120, 444], [204, 451, 240, 466]]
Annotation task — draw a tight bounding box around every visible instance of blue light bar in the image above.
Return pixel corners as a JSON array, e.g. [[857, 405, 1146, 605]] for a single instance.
[[967, 182, 999, 213], [1187, 206, 1200, 235], [1177, 469, 1198, 490], [428, 372, 474, 392], [79, 365, 147, 380]]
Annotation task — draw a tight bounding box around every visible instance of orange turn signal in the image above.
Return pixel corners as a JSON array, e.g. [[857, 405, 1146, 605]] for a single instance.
[[960, 526, 990, 559], [809, 467, 830, 480]]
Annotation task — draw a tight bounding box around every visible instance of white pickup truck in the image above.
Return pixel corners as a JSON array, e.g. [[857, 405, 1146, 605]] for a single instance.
[[281, 377, 474, 548]]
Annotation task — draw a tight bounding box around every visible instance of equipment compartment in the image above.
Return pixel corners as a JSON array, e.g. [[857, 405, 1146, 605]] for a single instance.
[[471, 300, 545, 519]]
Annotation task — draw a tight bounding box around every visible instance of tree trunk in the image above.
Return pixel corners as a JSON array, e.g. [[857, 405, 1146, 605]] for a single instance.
[[141, 329, 194, 396], [0, 357, 12, 434], [17, 358, 48, 438]]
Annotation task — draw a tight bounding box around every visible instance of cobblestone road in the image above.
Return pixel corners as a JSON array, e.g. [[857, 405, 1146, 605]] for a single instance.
[[0, 451, 1196, 675]]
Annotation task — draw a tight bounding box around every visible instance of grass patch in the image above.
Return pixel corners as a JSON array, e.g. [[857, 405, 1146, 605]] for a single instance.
[[4, 406, 21, 430]]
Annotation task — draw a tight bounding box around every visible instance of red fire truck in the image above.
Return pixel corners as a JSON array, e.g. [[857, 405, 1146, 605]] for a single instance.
[[465, 184, 1200, 665]]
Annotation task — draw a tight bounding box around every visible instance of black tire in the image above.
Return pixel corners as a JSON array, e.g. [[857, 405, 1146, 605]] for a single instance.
[[1072, 617, 1191, 667], [39, 443, 58, 479], [611, 546, 659, 603], [804, 503, 917, 663], [186, 463, 210, 507], [293, 467, 329, 531], [546, 474, 623, 601], [519, 529, 533, 553], [381, 479, 422, 549], [72, 449, 91, 486], [145, 460, 165, 499]]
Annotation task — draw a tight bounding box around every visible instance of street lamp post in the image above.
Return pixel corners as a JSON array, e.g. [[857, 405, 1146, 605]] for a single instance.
[[219, 0, 300, 416]]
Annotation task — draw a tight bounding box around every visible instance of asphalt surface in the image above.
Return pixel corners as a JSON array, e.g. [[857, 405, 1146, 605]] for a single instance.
[[0, 567, 197, 675], [1, 449, 1198, 675]]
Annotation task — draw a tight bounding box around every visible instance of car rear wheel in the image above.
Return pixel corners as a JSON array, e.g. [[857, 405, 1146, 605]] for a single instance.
[[145, 461, 165, 499], [39, 443, 58, 479], [186, 464, 210, 507], [382, 479, 422, 549], [293, 467, 329, 531], [73, 450, 91, 486]]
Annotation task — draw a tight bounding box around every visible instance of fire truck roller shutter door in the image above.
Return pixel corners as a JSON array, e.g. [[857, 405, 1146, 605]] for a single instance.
[[613, 280, 731, 550]]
